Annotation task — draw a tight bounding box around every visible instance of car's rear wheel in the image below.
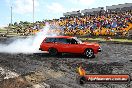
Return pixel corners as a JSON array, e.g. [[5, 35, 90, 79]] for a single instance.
[[48, 48, 58, 56], [84, 49, 95, 58]]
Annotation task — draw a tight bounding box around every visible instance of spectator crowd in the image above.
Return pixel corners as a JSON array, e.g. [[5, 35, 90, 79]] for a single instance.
[[56, 10, 132, 37], [10, 10, 132, 38]]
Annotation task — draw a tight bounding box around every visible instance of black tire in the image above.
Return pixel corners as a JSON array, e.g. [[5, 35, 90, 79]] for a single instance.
[[77, 76, 86, 85], [84, 49, 95, 58], [48, 48, 58, 56]]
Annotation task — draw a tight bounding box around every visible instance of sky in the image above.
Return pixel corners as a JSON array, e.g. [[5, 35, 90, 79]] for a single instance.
[[0, 0, 132, 27]]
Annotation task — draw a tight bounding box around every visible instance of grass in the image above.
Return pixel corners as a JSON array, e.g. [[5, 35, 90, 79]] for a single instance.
[[0, 28, 7, 32], [80, 38, 132, 42]]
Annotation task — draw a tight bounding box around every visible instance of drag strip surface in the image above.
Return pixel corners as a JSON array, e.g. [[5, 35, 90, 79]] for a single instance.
[[0, 39, 132, 88]]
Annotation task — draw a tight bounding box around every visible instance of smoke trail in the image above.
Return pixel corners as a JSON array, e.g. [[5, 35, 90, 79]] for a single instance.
[[0, 23, 59, 54]]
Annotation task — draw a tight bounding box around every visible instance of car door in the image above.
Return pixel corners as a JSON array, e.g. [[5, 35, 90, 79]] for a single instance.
[[53, 38, 78, 53], [65, 38, 82, 53], [53, 38, 69, 52]]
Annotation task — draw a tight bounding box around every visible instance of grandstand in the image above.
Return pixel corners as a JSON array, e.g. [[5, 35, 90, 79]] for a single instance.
[[63, 3, 132, 16], [81, 7, 105, 16], [60, 3, 132, 38], [63, 10, 81, 17], [106, 3, 132, 12]]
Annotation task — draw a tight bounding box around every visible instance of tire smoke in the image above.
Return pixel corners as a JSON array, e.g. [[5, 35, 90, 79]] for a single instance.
[[0, 23, 58, 54]]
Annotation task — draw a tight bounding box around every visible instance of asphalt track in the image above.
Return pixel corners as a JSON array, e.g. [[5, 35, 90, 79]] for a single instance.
[[0, 38, 132, 88]]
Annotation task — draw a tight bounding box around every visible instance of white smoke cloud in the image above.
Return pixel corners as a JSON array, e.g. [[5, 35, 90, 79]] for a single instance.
[[0, 23, 58, 54]]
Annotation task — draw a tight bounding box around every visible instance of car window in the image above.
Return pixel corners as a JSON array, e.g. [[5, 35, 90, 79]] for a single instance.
[[67, 38, 78, 44], [55, 38, 68, 44], [71, 39, 78, 44], [73, 37, 82, 44], [66, 39, 71, 44], [45, 38, 55, 43]]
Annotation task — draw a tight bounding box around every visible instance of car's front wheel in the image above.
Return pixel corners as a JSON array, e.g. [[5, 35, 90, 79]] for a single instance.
[[48, 48, 58, 56], [84, 49, 95, 58]]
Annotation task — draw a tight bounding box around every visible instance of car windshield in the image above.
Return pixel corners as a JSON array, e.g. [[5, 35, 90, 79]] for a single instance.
[[73, 37, 82, 44]]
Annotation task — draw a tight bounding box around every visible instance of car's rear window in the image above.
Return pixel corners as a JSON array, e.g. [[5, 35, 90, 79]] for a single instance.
[[45, 38, 55, 43]]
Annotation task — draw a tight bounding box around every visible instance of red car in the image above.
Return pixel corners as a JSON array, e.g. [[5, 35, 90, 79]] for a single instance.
[[39, 36, 101, 58]]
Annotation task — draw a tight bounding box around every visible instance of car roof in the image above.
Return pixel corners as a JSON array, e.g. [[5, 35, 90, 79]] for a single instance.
[[46, 36, 74, 39]]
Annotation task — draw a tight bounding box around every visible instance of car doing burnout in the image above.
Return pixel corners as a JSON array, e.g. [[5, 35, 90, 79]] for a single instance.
[[39, 36, 101, 58]]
